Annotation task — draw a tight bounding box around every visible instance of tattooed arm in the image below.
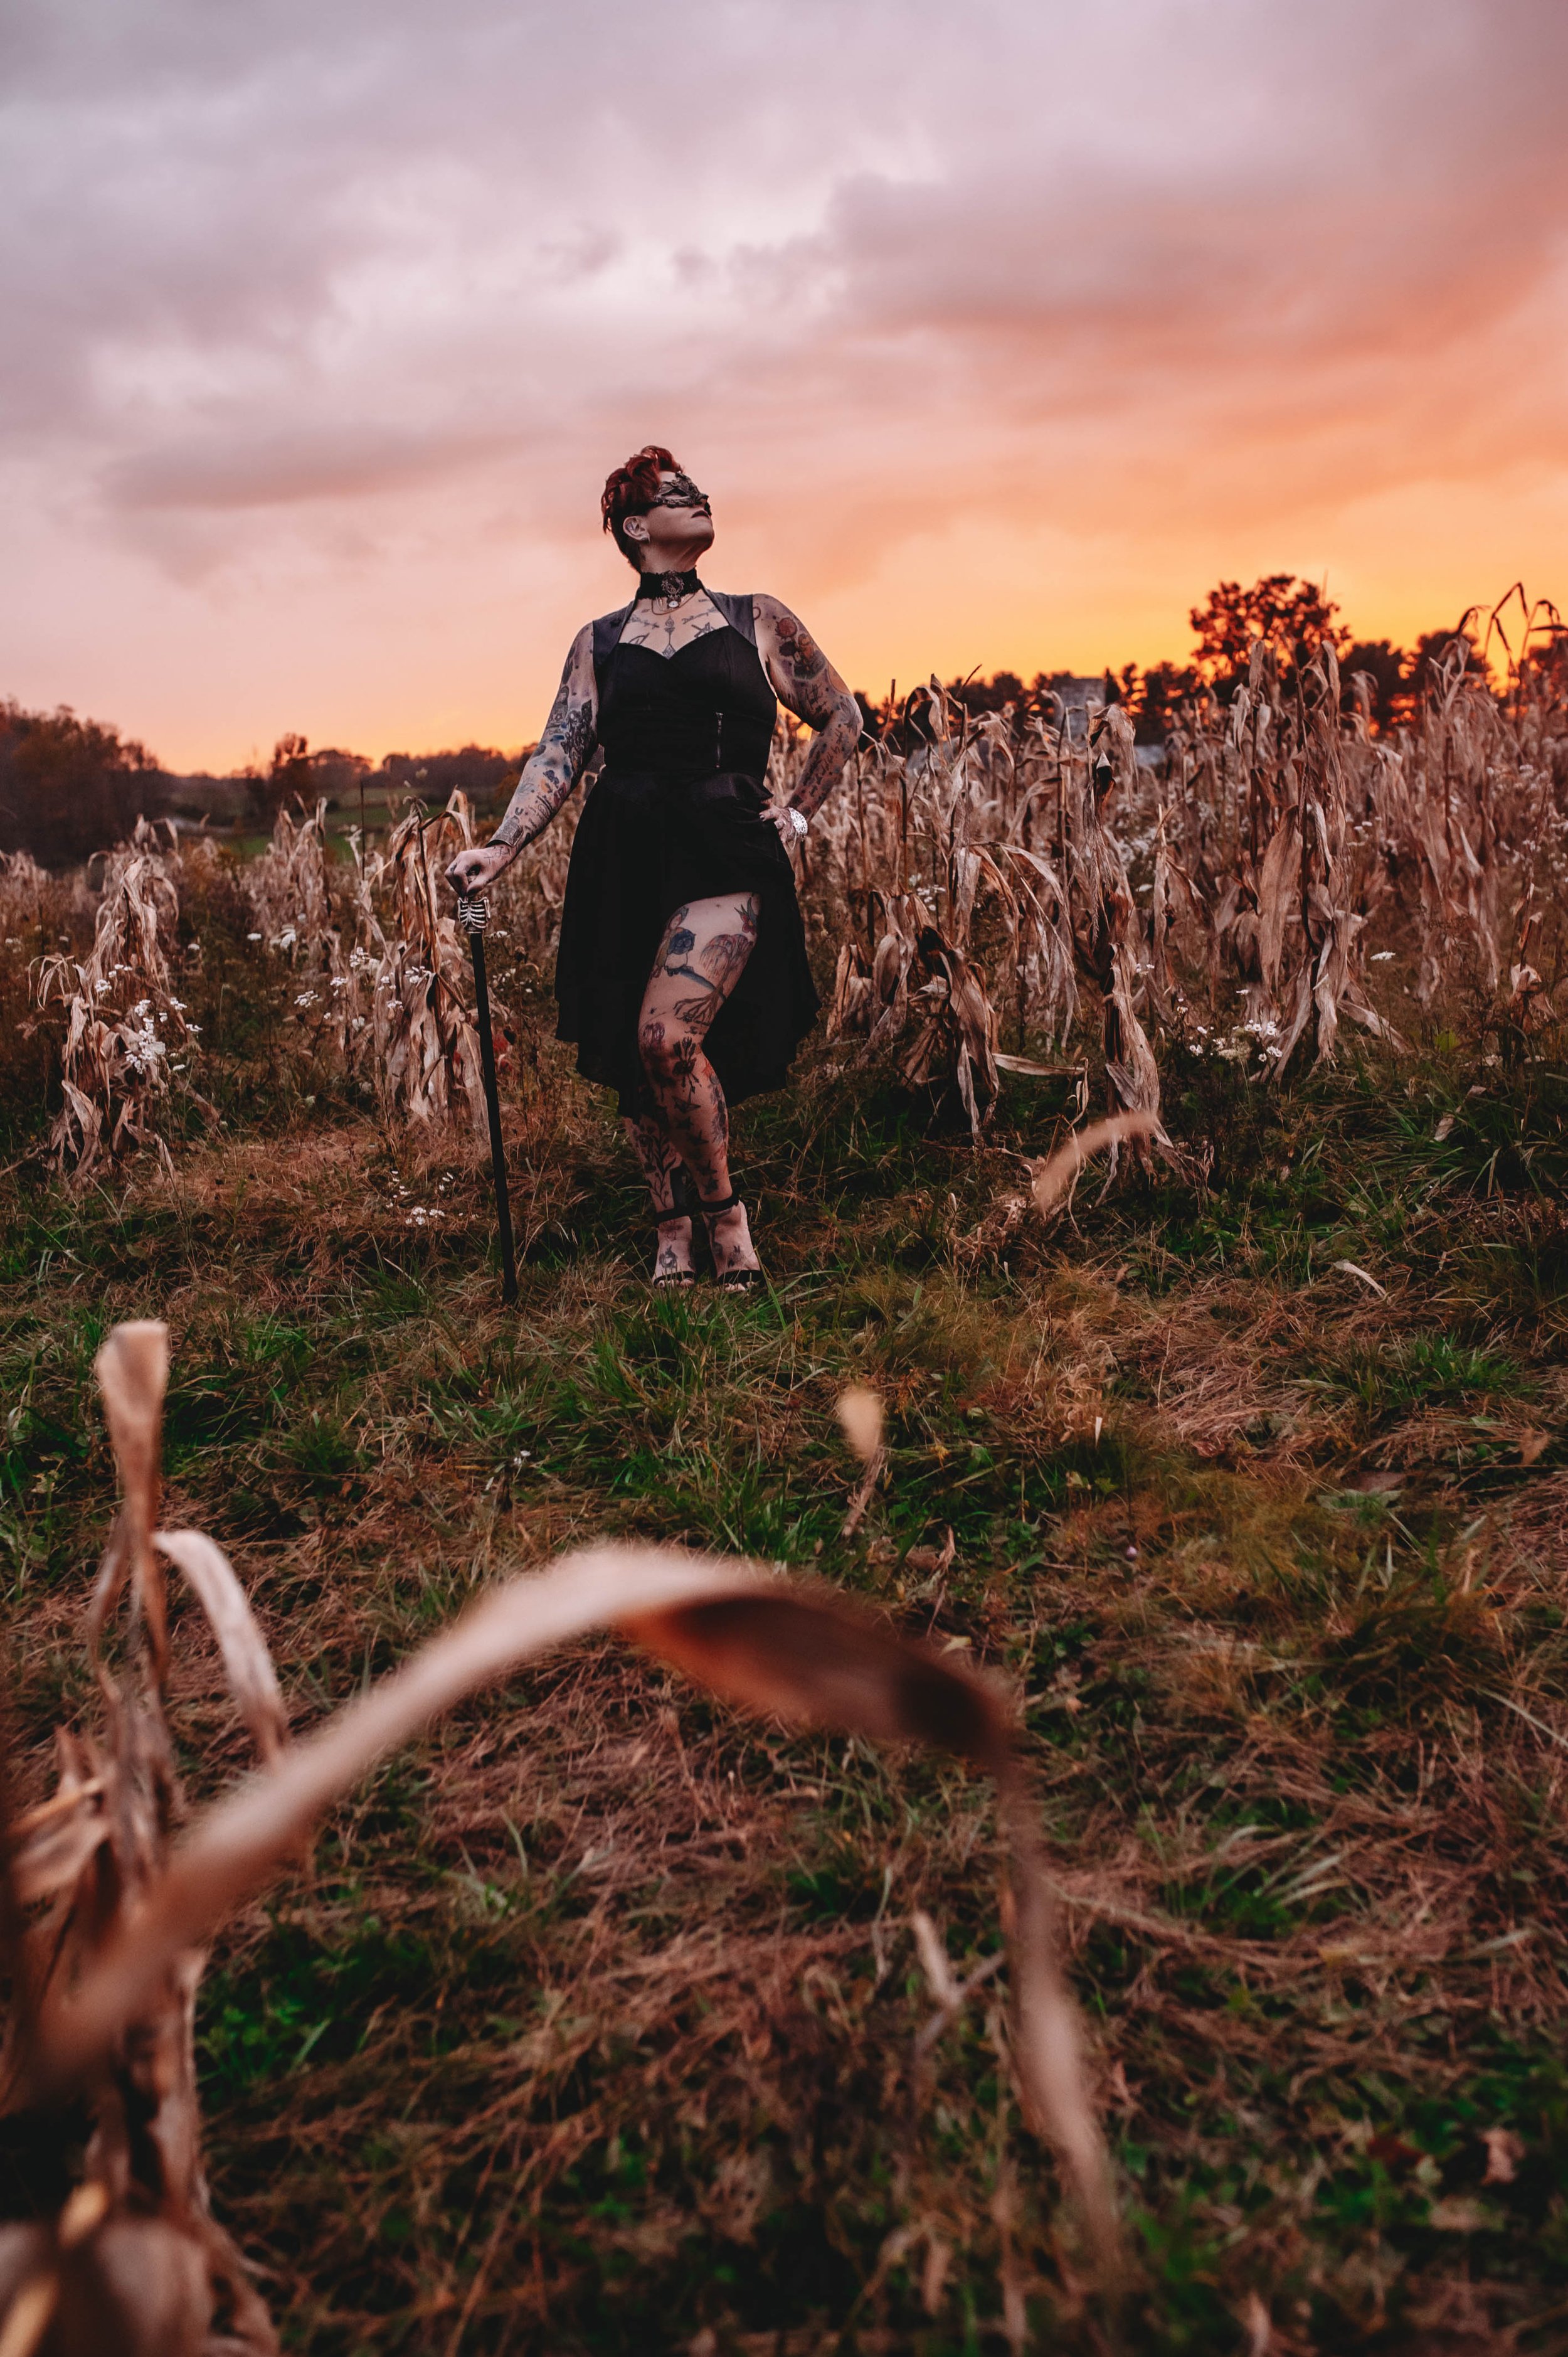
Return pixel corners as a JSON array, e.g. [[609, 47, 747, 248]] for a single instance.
[[446, 624, 598, 892], [753, 596, 862, 827]]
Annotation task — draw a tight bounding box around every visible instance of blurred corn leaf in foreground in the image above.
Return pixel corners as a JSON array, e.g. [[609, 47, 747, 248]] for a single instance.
[[0, 1323, 1115, 2352]]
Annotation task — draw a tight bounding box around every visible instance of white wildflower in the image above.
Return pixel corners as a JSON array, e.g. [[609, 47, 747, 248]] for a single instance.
[[122, 1022, 166, 1075]]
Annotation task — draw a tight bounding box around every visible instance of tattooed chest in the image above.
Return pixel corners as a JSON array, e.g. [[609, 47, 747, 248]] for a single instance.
[[620, 600, 728, 659]]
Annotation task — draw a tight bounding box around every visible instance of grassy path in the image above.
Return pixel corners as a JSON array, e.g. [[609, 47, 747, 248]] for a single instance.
[[3, 1045, 1566, 2352]]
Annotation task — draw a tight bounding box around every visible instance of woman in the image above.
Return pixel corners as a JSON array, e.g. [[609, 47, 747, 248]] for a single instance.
[[448, 446, 862, 1287]]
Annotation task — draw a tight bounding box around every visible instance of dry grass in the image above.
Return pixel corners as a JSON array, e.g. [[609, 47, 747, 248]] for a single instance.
[[1, 1014, 1565, 2348]]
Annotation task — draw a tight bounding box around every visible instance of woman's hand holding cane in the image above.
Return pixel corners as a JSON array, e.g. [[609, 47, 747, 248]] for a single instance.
[[446, 838, 517, 897]]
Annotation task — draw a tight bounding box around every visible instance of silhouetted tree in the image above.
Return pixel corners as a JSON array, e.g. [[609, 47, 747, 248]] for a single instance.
[[1128, 661, 1201, 744], [946, 670, 1027, 718], [1340, 640, 1410, 732], [246, 732, 315, 824], [309, 747, 371, 806], [378, 745, 518, 816], [1408, 622, 1483, 696], [0, 700, 164, 866], [246, 735, 374, 824], [1190, 575, 1350, 695]]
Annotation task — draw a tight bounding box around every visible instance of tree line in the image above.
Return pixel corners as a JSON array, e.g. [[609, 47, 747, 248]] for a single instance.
[[0, 715, 524, 868], [938, 575, 1487, 743], [933, 575, 1499, 740]]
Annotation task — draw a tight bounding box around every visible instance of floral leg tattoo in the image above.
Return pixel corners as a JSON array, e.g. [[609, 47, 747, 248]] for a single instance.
[[637, 893, 762, 1279], [623, 1107, 696, 1283]]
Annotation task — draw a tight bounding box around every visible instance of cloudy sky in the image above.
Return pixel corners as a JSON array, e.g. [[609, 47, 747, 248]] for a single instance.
[[3, 0, 1565, 770]]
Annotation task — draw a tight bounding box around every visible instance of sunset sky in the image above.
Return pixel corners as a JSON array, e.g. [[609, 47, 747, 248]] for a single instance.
[[4, 0, 1565, 773]]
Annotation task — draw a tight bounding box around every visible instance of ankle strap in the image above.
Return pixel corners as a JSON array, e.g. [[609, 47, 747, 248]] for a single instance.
[[697, 1191, 740, 1217]]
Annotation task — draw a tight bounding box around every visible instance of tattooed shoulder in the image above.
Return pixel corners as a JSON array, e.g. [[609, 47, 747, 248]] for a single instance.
[[758, 595, 845, 725]]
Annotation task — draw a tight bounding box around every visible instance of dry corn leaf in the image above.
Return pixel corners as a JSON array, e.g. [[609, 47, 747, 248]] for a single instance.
[[152, 1531, 289, 1767], [1032, 1112, 1160, 1219], [13, 1325, 1121, 2317], [88, 1321, 168, 1673], [837, 1386, 887, 1539], [29, 1540, 1118, 2273], [837, 1386, 884, 1464], [1330, 1258, 1386, 1298]]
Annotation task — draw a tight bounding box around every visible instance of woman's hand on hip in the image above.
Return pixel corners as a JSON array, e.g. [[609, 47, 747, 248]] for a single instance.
[[445, 839, 516, 896], [761, 799, 807, 849]]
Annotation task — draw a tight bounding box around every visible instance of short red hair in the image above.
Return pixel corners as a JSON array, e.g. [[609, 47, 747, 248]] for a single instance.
[[601, 444, 681, 569]]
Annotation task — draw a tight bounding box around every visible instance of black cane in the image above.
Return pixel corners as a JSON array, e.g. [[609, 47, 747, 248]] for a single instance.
[[457, 892, 518, 1304]]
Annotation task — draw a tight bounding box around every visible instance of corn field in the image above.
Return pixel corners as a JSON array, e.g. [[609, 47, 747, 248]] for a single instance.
[[801, 592, 1567, 1141], [13, 591, 1568, 1181]]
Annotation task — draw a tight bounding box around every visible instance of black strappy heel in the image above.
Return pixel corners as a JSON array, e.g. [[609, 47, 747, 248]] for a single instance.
[[651, 1211, 696, 1289], [698, 1193, 763, 1289]]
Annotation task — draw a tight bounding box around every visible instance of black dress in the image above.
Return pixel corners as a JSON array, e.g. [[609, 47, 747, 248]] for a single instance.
[[554, 588, 820, 1119]]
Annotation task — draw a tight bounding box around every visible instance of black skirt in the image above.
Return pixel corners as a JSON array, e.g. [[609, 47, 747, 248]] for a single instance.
[[554, 763, 820, 1118]]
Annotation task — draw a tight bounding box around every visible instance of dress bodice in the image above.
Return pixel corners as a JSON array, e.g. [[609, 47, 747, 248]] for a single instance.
[[595, 619, 778, 782]]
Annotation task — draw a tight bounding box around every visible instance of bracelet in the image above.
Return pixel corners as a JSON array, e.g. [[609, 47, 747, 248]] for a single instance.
[[785, 806, 808, 838]]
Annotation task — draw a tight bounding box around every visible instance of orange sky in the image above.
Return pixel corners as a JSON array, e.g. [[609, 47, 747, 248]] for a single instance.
[[3, 0, 1565, 772]]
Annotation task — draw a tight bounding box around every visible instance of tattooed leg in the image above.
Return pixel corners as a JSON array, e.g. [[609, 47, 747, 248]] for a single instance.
[[623, 1107, 696, 1284], [637, 893, 762, 1279]]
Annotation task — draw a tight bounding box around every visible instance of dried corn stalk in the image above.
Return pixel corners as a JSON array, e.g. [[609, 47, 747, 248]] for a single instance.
[[0, 851, 49, 940], [1, 1324, 1119, 2351], [800, 589, 1567, 1162], [0, 1323, 282, 2354], [246, 799, 381, 1075], [31, 826, 207, 1181], [245, 798, 334, 962], [373, 795, 499, 1132], [818, 689, 1071, 1138], [816, 684, 1165, 1160]]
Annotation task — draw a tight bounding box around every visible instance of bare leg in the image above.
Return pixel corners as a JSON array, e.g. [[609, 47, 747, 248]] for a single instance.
[[623, 1107, 696, 1284], [637, 893, 761, 1279]]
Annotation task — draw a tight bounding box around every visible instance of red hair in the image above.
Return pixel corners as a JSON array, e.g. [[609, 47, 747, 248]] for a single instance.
[[601, 444, 681, 568]]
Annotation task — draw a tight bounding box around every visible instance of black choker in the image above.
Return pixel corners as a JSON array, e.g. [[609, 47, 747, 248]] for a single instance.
[[636, 569, 702, 609]]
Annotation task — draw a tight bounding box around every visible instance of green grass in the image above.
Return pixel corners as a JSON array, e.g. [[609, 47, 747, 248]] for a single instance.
[[4, 998, 1568, 2351]]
